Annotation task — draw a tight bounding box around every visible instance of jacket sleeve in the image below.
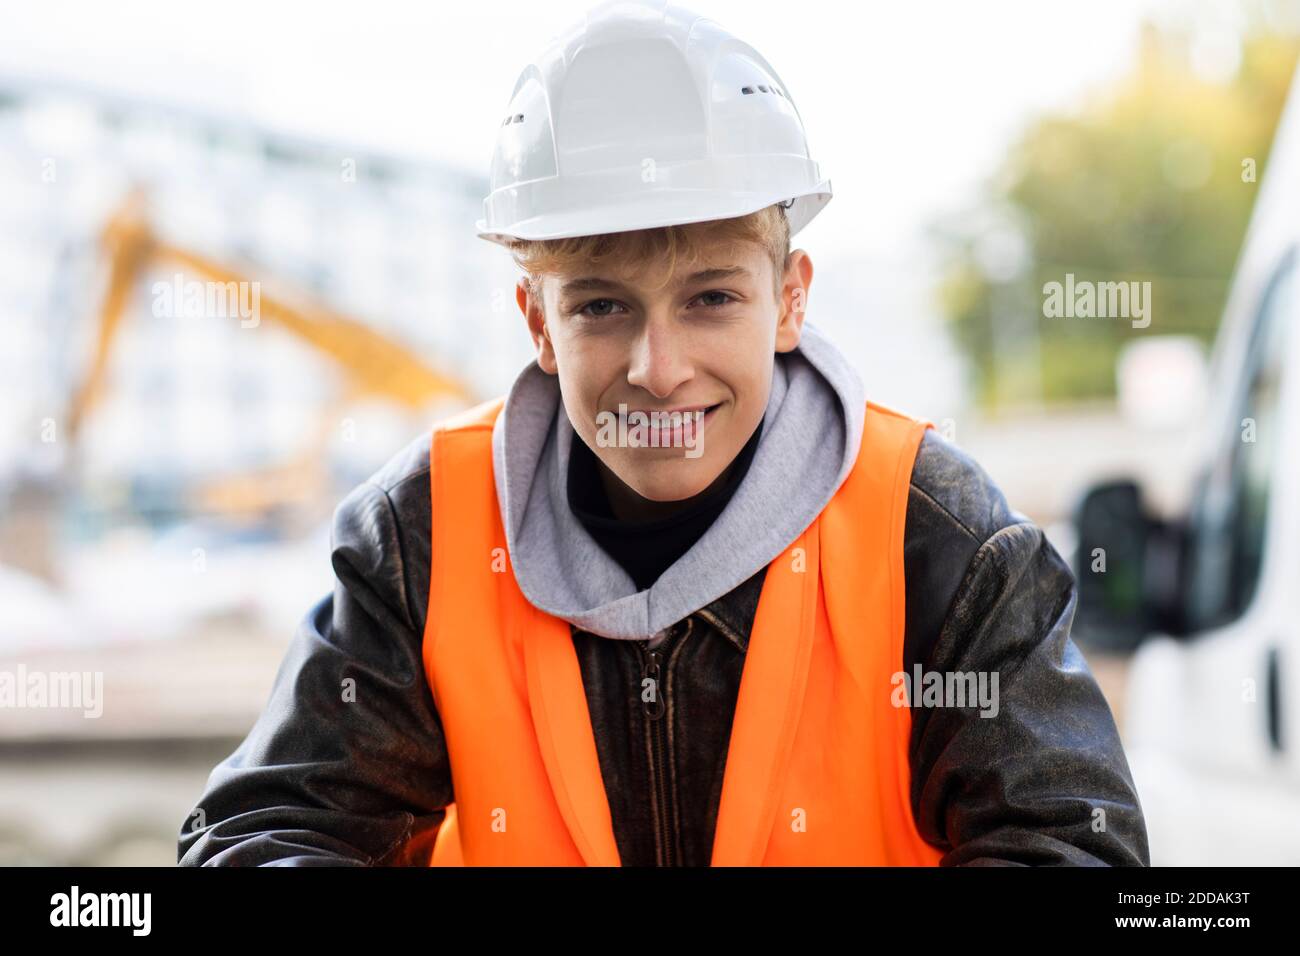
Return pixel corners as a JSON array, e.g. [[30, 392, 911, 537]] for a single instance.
[[904, 433, 1150, 866], [177, 477, 454, 866]]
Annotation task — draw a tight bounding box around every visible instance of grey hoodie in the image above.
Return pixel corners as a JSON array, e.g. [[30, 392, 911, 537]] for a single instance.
[[490, 318, 866, 645]]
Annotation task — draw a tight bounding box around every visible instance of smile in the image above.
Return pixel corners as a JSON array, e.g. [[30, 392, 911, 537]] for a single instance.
[[594, 402, 721, 456]]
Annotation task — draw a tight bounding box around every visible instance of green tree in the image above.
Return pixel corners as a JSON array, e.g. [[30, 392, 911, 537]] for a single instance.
[[936, 18, 1299, 410]]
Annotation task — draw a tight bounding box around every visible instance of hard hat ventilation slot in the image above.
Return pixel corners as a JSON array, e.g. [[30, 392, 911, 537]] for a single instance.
[[501, 113, 525, 126], [741, 85, 785, 97]]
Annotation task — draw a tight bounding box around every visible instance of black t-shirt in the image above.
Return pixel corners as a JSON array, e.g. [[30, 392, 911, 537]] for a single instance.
[[566, 418, 763, 591]]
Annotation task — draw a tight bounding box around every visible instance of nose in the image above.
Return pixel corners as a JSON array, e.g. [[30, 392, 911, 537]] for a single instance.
[[625, 313, 693, 399]]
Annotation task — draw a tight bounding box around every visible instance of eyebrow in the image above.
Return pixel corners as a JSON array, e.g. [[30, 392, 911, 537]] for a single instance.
[[558, 266, 753, 297]]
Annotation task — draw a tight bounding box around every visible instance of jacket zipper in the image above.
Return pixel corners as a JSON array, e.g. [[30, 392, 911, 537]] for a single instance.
[[638, 619, 688, 866]]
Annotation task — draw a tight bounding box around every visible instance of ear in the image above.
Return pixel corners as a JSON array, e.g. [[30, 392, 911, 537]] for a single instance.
[[518, 275, 559, 374], [775, 250, 813, 353]]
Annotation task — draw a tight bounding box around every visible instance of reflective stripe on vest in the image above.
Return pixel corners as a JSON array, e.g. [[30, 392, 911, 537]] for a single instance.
[[422, 395, 944, 866]]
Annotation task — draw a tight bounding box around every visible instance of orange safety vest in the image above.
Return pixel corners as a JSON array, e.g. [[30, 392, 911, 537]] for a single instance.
[[421, 394, 945, 866]]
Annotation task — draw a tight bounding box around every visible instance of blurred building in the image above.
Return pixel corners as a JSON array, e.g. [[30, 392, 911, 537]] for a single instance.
[[0, 79, 532, 863]]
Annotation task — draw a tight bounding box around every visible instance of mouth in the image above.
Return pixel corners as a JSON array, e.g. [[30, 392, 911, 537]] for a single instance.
[[618, 402, 723, 447]]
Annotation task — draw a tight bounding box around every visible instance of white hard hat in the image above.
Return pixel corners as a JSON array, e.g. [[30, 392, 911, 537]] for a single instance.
[[476, 0, 832, 246]]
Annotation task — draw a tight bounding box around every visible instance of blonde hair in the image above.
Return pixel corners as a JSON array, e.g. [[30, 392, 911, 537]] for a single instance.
[[507, 201, 792, 304]]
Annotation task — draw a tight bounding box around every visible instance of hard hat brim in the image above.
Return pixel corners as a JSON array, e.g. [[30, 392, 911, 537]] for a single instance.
[[477, 180, 832, 246]]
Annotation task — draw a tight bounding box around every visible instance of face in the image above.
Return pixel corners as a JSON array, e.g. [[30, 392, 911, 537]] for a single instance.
[[517, 237, 814, 521]]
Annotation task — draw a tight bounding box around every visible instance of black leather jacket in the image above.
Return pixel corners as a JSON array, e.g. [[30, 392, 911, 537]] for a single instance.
[[176, 428, 1150, 866]]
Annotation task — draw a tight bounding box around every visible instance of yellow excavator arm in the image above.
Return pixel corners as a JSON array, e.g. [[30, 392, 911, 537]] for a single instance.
[[68, 194, 474, 519], [68, 194, 470, 441]]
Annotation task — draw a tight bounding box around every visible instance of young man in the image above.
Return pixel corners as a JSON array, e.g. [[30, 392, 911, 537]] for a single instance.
[[178, 0, 1149, 867]]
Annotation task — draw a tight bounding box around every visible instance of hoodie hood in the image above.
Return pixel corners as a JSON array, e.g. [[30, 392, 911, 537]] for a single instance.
[[491, 318, 865, 642]]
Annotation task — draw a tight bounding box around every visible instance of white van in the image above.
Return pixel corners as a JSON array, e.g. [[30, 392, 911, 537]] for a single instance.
[[1072, 67, 1300, 865]]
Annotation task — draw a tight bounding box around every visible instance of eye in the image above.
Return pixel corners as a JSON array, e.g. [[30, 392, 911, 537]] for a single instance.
[[693, 290, 737, 309], [575, 298, 626, 318]]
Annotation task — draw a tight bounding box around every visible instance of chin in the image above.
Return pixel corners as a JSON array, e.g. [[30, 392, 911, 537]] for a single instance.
[[625, 464, 717, 502]]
